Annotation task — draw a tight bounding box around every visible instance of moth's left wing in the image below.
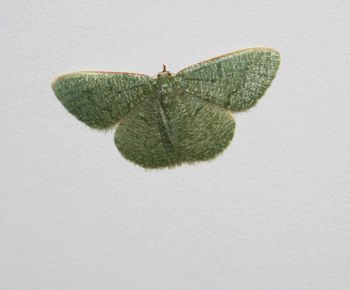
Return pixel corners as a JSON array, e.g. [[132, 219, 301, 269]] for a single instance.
[[176, 48, 280, 111], [52, 72, 153, 129]]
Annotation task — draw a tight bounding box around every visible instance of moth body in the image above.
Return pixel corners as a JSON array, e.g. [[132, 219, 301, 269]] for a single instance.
[[156, 72, 177, 105], [52, 48, 280, 168]]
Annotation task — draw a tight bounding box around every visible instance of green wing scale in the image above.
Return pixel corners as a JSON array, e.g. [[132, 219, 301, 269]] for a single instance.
[[52, 48, 280, 168], [52, 72, 153, 129], [114, 92, 235, 168], [176, 48, 280, 111]]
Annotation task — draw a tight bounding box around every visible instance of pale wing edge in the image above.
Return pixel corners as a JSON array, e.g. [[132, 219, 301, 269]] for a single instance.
[[52, 71, 152, 88], [176, 47, 280, 76]]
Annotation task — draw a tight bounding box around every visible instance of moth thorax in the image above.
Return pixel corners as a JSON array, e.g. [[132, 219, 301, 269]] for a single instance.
[[159, 81, 174, 95]]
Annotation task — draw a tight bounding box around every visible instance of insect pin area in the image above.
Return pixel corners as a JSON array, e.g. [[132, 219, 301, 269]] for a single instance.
[[157, 64, 172, 77]]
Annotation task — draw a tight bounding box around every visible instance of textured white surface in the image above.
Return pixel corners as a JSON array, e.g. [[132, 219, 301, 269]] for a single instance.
[[1, 0, 350, 289]]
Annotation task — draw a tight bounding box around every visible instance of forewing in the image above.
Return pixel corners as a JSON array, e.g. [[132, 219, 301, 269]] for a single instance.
[[52, 72, 153, 129], [176, 48, 280, 111]]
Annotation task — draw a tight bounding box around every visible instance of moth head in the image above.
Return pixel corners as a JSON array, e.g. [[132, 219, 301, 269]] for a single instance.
[[157, 64, 172, 77]]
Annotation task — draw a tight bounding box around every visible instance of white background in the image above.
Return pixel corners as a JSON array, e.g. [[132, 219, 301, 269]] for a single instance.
[[1, 1, 350, 289]]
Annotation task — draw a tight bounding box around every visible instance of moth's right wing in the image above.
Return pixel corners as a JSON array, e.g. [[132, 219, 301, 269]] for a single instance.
[[176, 48, 280, 111], [52, 72, 154, 129]]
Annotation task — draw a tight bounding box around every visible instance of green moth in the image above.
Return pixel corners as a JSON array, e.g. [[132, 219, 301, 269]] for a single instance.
[[52, 47, 280, 168]]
